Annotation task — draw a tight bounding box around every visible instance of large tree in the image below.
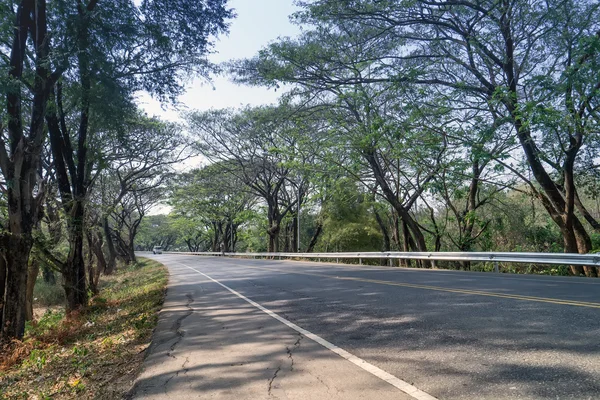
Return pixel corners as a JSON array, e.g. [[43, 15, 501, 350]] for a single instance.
[[0, 0, 233, 339], [299, 0, 600, 274], [232, 0, 600, 276]]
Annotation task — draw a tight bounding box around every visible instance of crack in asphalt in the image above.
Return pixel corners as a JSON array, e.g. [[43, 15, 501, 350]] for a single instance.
[[162, 293, 194, 393], [268, 333, 304, 397], [286, 333, 304, 371], [267, 366, 281, 396], [167, 293, 194, 359], [308, 369, 339, 395], [163, 356, 191, 392]]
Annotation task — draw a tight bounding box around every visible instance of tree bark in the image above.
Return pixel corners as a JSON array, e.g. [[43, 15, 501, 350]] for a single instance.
[[268, 227, 280, 253], [374, 208, 391, 265], [364, 151, 429, 254], [305, 222, 323, 253], [62, 201, 87, 313], [103, 217, 117, 274], [2, 235, 32, 338], [1, 0, 55, 339], [401, 220, 413, 268], [92, 234, 107, 278], [128, 238, 137, 264], [0, 255, 6, 328], [499, 19, 595, 276], [25, 259, 40, 321], [86, 230, 104, 295]]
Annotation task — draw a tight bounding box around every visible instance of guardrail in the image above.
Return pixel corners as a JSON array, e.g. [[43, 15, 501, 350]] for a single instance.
[[166, 251, 600, 272]]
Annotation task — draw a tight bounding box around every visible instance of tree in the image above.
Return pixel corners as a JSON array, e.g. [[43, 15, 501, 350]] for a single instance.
[[0, 0, 233, 338], [136, 214, 181, 252], [44, 0, 232, 312], [170, 162, 255, 252], [0, 0, 62, 338], [231, 22, 448, 256], [99, 118, 186, 272], [287, 0, 600, 275], [189, 105, 311, 252]]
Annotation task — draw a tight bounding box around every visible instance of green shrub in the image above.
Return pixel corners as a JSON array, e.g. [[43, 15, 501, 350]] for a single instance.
[[33, 279, 65, 307]]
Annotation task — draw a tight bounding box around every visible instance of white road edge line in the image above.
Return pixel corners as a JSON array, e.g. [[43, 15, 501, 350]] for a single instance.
[[177, 261, 439, 400]]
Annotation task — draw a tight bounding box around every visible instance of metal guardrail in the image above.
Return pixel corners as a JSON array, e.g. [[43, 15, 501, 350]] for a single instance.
[[165, 250, 600, 271]]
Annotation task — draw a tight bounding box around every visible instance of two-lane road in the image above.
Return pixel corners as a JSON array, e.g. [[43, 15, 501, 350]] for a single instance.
[[131, 254, 600, 399]]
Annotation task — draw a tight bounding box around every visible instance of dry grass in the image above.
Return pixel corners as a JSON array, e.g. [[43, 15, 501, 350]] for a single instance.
[[0, 257, 168, 399]]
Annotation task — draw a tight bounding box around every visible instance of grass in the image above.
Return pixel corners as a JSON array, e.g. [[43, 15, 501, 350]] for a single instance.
[[0, 257, 168, 400]]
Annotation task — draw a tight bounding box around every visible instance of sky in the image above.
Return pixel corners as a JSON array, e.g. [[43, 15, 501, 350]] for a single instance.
[[136, 0, 301, 121], [143, 0, 302, 214]]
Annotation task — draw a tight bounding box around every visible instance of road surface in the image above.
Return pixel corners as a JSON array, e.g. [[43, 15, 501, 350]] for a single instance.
[[130, 254, 600, 400]]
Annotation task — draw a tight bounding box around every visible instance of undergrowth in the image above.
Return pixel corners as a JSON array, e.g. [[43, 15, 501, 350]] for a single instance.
[[0, 257, 168, 400]]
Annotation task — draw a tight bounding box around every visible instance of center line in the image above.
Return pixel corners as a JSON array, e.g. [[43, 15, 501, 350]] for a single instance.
[[176, 261, 439, 400]]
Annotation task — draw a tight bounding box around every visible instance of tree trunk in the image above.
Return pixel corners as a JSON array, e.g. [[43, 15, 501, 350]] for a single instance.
[[2, 235, 32, 338], [86, 231, 103, 295], [268, 230, 280, 253], [103, 217, 117, 274], [502, 59, 595, 276], [232, 225, 238, 252], [266, 201, 282, 253], [572, 216, 597, 277], [305, 222, 323, 253], [87, 253, 97, 295], [91, 232, 107, 276], [401, 220, 412, 268], [128, 238, 137, 264], [0, 255, 6, 328], [291, 216, 298, 253], [25, 259, 40, 321], [364, 150, 429, 255], [267, 221, 281, 253], [374, 208, 391, 265], [62, 201, 87, 313]]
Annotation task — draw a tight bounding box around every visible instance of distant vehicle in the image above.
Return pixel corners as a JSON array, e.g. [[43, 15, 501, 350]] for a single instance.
[[152, 246, 163, 254]]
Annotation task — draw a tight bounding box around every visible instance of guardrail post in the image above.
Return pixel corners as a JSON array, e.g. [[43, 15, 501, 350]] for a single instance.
[[432, 260, 436, 269], [318, 257, 320, 262], [494, 262, 499, 273], [359, 257, 362, 265], [336, 258, 339, 263]]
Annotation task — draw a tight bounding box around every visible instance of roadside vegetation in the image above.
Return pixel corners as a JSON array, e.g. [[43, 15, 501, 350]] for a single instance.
[[0, 258, 167, 399]]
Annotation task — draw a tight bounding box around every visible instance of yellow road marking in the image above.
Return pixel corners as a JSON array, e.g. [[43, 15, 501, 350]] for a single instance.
[[231, 264, 600, 309], [282, 259, 600, 286]]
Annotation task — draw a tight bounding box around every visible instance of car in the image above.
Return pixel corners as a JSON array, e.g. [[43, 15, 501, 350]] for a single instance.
[[152, 246, 163, 254]]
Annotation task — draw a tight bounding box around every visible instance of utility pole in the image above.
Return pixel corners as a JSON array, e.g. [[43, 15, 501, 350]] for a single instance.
[[297, 183, 301, 252]]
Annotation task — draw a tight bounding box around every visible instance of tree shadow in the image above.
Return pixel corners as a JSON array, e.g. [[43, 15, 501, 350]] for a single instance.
[[131, 255, 600, 399]]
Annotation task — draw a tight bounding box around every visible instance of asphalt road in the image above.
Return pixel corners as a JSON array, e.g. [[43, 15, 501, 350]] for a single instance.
[[131, 254, 600, 400]]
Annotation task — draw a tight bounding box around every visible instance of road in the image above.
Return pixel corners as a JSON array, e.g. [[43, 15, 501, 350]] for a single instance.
[[130, 253, 600, 400]]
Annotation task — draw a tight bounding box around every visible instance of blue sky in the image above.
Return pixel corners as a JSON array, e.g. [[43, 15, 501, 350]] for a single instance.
[[137, 0, 301, 121]]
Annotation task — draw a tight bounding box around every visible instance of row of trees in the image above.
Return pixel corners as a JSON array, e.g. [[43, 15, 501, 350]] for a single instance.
[[160, 0, 599, 277], [0, 0, 232, 339]]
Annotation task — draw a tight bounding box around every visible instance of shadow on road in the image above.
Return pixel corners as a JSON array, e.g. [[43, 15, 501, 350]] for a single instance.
[[130, 256, 600, 400]]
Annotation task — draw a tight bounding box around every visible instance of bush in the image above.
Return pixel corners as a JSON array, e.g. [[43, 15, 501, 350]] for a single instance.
[[33, 279, 65, 307]]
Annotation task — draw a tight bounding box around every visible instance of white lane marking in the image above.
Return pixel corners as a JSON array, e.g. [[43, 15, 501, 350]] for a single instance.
[[176, 261, 438, 400]]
